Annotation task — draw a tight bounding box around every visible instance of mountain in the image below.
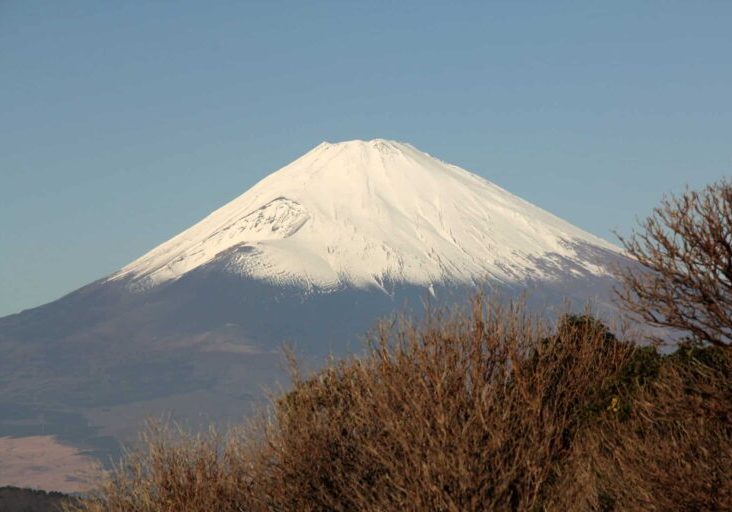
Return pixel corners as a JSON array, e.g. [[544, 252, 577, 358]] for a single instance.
[[0, 139, 630, 486]]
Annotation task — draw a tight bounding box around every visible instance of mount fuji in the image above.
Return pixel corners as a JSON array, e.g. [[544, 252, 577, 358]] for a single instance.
[[0, 139, 630, 473]]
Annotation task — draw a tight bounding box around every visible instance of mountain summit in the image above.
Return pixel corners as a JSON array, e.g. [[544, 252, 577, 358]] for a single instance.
[[0, 139, 630, 480], [115, 139, 619, 292]]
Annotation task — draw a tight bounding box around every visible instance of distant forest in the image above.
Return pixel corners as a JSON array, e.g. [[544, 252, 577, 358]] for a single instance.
[[0, 486, 76, 512]]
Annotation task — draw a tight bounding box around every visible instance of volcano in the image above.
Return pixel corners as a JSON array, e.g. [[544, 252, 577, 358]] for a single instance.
[[0, 139, 629, 479]]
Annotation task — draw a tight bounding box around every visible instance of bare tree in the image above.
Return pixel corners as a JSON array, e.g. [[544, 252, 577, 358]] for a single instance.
[[616, 179, 732, 348]]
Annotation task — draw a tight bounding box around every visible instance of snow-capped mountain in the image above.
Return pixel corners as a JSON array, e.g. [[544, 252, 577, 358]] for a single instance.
[[0, 139, 631, 476], [114, 139, 619, 292]]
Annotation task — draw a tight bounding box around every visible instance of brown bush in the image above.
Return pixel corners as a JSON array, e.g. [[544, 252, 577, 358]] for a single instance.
[[71, 298, 732, 512]]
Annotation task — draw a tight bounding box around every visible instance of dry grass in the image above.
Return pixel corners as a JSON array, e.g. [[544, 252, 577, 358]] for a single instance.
[[70, 298, 732, 512]]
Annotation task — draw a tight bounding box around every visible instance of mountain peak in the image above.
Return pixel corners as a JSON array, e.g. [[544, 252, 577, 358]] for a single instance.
[[112, 141, 620, 291], [318, 138, 407, 149], [309, 139, 423, 164]]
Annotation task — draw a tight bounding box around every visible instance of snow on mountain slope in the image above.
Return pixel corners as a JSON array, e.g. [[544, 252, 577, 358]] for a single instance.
[[112, 139, 621, 291]]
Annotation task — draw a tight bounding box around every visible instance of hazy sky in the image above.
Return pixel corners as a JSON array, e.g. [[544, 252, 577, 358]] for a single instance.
[[1, 2, 731, 317]]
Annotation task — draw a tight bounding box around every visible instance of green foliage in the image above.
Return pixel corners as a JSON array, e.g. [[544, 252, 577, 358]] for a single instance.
[[669, 340, 731, 372]]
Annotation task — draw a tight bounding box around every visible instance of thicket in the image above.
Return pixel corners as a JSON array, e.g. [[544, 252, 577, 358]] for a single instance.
[[70, 300, 732, 512]]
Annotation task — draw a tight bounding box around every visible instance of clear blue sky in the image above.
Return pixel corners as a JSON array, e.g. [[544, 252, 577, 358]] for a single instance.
[[1, 2, 731, 317]]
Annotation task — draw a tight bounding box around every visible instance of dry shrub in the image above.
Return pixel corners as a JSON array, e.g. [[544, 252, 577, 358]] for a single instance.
[[71, 424, 256, 512], [71, 298, 732, 512], [257, 302, 630, 512]]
